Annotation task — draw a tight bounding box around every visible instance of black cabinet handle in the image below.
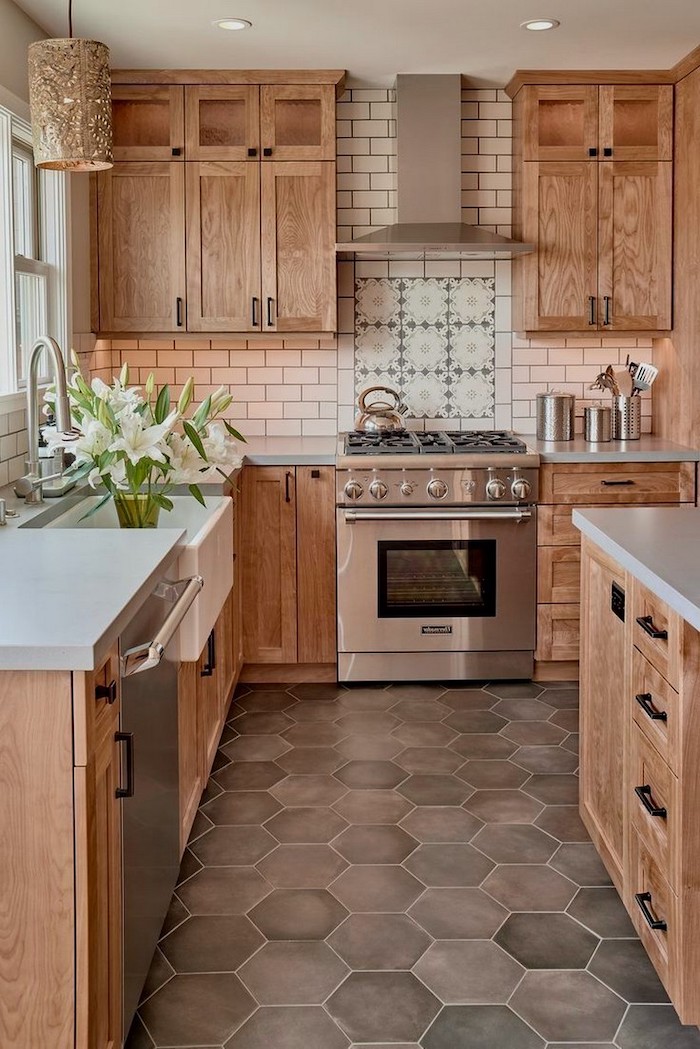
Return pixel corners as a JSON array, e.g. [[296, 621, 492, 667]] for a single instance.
[[263, 147, 273, 157], [201, 630, 216, 677], [267, 297, 275, 327], [176, 296, 184, 327], [603, 295, 611, 326], [635, 692, 668, 722], [635, 891, 667, 931], [172, 147, 182, 157], [252, 297, 259, 326], [601, 478, 635, 487], [604, 147, 613, 157], [636, 615, 668, 641], [635, 783, 667, 819], [285, 471, 292, 503], [96, 679, 117, 704], [248, 147, 258, 157], [115, 732, 135, 798], [588, 147, 598, 157], [588, 295, 596, 325]]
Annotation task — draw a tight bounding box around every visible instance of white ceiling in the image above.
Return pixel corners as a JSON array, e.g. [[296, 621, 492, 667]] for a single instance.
[[13, 0, 700, 87]]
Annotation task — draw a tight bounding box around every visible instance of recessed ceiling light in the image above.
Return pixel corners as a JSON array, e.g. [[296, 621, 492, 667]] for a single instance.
[[521, 18, 560, 30], [213, 17, 252, 31]]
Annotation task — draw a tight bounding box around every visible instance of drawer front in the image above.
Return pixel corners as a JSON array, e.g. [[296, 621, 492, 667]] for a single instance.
[[629, 721, 677, 886], [631, 579, 681, 689], [536, 603, 580, 661], [538, 546, 581, 603], [538, 504, 582, 546], [631, 646, 679, 769], [540, 462, 695, 505], [628, 827, 677, 995]]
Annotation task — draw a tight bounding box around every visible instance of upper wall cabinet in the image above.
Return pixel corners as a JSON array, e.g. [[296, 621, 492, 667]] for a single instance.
[[260, 86, 336, 160], [112, 86, 185, 160], [186, 86, 260, 161]]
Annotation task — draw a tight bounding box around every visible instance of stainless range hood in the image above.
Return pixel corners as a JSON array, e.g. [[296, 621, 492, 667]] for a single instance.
[[336, 74, 533, 261]]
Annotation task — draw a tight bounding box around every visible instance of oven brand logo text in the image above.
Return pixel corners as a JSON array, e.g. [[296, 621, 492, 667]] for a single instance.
[[421, 625, 453, 635]]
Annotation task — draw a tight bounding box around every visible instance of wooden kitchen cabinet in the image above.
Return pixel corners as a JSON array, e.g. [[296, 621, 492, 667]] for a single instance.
[[260, 85, 336, 160], [111, 84, 184, 161], [185, 85, 260, 161]]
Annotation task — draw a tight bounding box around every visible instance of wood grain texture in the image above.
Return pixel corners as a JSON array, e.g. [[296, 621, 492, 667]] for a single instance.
[[538, 546, 581, 603], [261, 85, 336, 161], [261, 161, 337, 332], [231, 481, 245, 686], [73, 648, 121, 769], [597, 161, 672, 331], [112, 69, 346, 93], [111, 85, 184, 161], [627, 827, 677, 998], [0, 671, 75, 1047], [631, 577, 681, 690], [670, 43, 700, 83], [539, 462, 695, 504], [178, 659, 202, 855], [240, 663, 337, 684], [185, 85, 260, 161], [506, 69, 674, 99], [185, 161, 261, 332], [631, 645, 680, 771], [296, 466, 337, 664], [522, 85, 598, 161], [629, 720, 678, 886], [241, 466, 298, 663], [535, 603, 580, 661], [533, 658, 579, 682], [598, 85, 674, 161], [198, 623, 222, 783], [97, 162, 186, 332]]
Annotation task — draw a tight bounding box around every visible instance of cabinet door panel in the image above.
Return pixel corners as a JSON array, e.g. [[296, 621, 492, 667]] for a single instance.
[[178, 659, 202, 854], [112, 86, 184, 161], [522, 86, 599, 161], [261, 162, 336, 332], [297, 466, 337, 664], [185, 86, 260, 161], [598, 161, 672, 330], [538, 546, 581, 603], [521, 161, 598, 330], [186, 162, 261, 331], [97, 162, 185, 332], [261, 85, 335, 160], [599, 85, 673, 162]]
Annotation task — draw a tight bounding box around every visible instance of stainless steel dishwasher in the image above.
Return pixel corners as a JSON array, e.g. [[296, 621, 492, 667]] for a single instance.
[[119, 574, 203, 1038]]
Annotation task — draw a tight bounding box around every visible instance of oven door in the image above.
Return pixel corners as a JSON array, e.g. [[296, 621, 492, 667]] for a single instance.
[[337, 506, 536, 653]]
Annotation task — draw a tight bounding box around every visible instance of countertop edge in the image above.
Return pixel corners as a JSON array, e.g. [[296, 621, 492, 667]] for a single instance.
[[526, 436, 700, 463], [243, 452, 336, 466]]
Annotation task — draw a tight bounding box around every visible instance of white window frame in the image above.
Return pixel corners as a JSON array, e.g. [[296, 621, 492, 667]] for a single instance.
[[0, 106, 71, 411]]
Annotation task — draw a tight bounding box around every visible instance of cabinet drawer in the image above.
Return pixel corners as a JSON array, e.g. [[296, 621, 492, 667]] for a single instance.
[[628, 827, 677, 995], [538, 546, 581, 603], [631, 647, 679, 770], [540, 463, 695, 505], [536, 603, 580, 661], [631, 579, 681, 689], [629, 722, 677, 886], [538, 504, 581, 546]]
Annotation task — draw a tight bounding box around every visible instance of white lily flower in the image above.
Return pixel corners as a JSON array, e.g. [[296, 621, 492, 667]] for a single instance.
[[109, 409, 178, 466], [167, 432, 208, 483], [88, 459, 128, 491]]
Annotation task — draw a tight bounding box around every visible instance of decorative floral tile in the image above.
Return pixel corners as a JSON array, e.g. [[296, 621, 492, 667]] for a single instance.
[[355, 277, 496, 421]]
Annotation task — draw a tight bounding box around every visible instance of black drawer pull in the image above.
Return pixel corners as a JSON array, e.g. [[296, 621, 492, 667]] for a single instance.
[[263, 147, 273, 157], [285, 470, 293, 503], [176, 296, 184, 327], [96, 679, 117, 704], [248, 147, 258, 157], [267, 296, 275, 327], [601, 478, 635, 486], [252, 296, 259, 326], [588, 295, 596, 325], [172, 147, 182, 157], [588, 147, 598, 157], [603, 295, 611, 326], [604, 146, 613, 157], [115, 732, 135, 798], [635, 891, 667, 931], [635, 784, 667, 819], [635, 692, 667, 722], [201, 629, 216, 677], [636, 615, 668, 641]]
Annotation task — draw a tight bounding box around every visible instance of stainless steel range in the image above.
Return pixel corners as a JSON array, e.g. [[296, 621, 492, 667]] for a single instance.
[[336, 430, 540, 682]]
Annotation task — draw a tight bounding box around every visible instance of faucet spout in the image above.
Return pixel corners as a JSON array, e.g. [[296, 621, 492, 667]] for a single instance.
[[19, 336, 73, 504]]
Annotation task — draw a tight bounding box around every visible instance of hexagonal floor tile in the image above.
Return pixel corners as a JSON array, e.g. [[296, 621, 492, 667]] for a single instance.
[[338, 688, 397, 711], [289, 701, 344, 722], [510, 970, 626, 1042], [237, 690, 297, 713], [501, 721, 568, 745], [390, 699, 450, 722], [392, 722, 459, 748], [159, 894, 188, 938], [238, 941, 349, 1004], [404, 843, 494, 886], [444, 710, 508, 734], [511, 745, 579, 774], [334, 760, 407, 789], [440, 689, 497, 711], [256, 843, 348, 887], [138, 973, 255, 1047], [190, 826, 277, 866], [463, 789, 543, 824], [400, 806, 483, 843], [450, 734, 518, 760], [233, 712, 294, 735], [457, 759, 530, 789], [276, 747, 344, 774], [337, 711, 400, 734], [327, 972, 440, 1044], [177, 867, 271, 916], [472, 823, 558, 864], [522, 773, 579, 805], [270, 774, 347, 807], [550, 708, 580, 732], [482, 864, 577, 911], [398, 775, 472, 806], [222, 735, 291, 762], [540, 686, 579, 708], [491, 698, 555, 721], [160, 915, 264, 973], [386, 684, 447, 702], [395, 747, 464, 774], [421, 1005, 544, 1049], [328, 912, 431, 970], [616, 1004, 700, 1049], [566, 887, 636, 937], [334, 790, 414, 825], [139, 946, 174, 1005], [187, 810, 213, 845], [289, 683, 347, 701], [330, 864, 424, 912], [283, 723, 348, 747], [485, 682, 544, 700], [335, 734, 404, 760], [535, 805, 590, 842], [215, 761, 286, 791], [176, 847, 202, 886], [264, 806, 348, 843], [414, 940, 524, 1004], [202, 791, 282, 826], [588, 938, 670, 1003], [225, 1005, 349, 1049], [248, 889, 348, 939], [333, 824, 418, 864], [562, 732, 580, 754], [409, 887, 507, 939], [495, 912, 598, 969], [549, 843, 613, 886]]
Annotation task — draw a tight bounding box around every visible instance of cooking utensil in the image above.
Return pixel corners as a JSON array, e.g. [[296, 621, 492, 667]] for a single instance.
[[632, 362, 659, 394], [614, 368, 634, 397], [354, 385, 409, 434], [589, 364, 619, 397]]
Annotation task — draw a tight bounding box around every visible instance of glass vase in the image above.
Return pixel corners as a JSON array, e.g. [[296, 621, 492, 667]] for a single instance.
[[114, 492, 161, 529]]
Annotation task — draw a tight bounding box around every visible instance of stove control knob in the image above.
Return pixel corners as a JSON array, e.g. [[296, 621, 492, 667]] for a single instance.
[[511, 477, 532, 501], [369, 479, 389, 501], [344, 479, 364, 500], [400, 481, 415, 496], [427, 478, 449, 500], [486, 477, 507, 500]]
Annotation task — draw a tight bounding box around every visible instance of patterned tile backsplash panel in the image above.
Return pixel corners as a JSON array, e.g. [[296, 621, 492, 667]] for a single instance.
[[355, 277, 496, 421]]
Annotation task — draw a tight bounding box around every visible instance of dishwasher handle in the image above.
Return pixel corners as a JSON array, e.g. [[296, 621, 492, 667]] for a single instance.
[[121, 575, 204, 677]]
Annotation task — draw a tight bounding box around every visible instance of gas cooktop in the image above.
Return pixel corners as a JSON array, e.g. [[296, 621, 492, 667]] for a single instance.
[[344, 430, 529, 456]]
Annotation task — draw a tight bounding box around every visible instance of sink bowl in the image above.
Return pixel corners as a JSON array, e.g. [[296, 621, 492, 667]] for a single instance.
[[30, 494, 233, 660]]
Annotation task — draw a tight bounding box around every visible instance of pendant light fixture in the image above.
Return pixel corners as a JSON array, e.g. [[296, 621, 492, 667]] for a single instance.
[[27, 0, 113, 171]]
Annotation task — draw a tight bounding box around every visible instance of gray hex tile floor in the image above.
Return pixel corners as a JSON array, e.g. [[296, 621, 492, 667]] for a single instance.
[[128, 681, 700, 1049]]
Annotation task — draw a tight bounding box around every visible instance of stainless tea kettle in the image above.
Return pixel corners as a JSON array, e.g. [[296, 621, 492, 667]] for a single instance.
[[354, 385, 409, 434]]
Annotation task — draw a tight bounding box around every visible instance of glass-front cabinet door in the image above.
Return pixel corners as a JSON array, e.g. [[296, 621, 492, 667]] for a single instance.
[[378, 540, 497, 619], [260, 85, 336, 160], [111, 86, 184, 161], [185, 86, 260, 161]]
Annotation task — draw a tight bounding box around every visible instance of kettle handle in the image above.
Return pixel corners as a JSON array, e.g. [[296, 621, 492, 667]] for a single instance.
[[358, 385, 402, 412]]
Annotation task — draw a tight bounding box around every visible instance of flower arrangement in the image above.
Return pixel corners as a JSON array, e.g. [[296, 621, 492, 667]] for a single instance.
[[45, 362, 244, 527]]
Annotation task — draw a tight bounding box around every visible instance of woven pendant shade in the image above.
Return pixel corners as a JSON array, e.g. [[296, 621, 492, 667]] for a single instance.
[[27, 37, 113, 171]]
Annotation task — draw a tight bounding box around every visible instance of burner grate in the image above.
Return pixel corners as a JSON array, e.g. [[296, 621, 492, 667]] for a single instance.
[[345, 431, 420, 455], [344, 429, 528, 456], [445, 431, 528, 453]]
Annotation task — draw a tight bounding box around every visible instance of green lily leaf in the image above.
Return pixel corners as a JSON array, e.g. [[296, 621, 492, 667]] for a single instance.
[[188, 484, 206, 507], [224, 422, 247, 442], [183, 421, 208, 461], [78, 492, 112, 522], [152, 493, 174, 511]]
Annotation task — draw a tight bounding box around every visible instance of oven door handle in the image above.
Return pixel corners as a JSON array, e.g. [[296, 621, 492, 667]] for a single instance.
[[343, 509, 533, 523]]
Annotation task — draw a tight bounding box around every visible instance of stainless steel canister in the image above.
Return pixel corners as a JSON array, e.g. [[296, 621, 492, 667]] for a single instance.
[[584, 404, 612, 442], [536, 391, 576, 441], [611, 395, 641, 440]]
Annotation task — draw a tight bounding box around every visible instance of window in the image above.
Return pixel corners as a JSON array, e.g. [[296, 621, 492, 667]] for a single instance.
[[0, 106, 69, 403]]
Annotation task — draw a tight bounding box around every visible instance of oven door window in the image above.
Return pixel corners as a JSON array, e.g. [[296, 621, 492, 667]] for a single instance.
[[378, 539, 496, 619]]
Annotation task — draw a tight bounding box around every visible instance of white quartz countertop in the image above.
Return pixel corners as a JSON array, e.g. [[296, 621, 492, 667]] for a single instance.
[[242, 436, 337, 465], [527, 435, 700, 463], [573, 507, 700, 631]]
